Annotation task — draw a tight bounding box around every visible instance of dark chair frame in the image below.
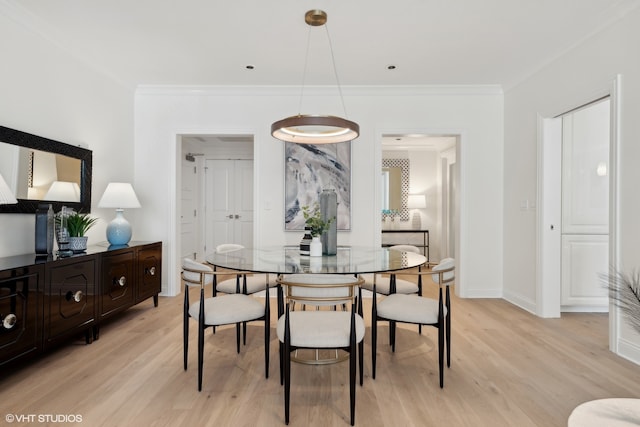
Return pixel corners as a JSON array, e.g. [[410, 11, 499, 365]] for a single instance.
[[276, 275, 365, 426], [371, 263, 454, 388], [182, 265, 270, 391]]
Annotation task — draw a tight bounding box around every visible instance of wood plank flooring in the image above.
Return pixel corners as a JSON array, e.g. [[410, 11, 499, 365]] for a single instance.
[[2, 279, 640, 426]]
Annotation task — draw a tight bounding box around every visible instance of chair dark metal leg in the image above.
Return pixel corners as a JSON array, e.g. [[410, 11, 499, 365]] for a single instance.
[[372, 297, 378, 379], [446, 286, 451, 368], [438, 289, 445, 388], [198, 289, 205, 391], [264, 286, 270, 379], [284, 309, 291, 425], [390, 321, 397, 352], [243, 321, 247, 346], [183, 286, 189, 371], [236, 323, 241, 354], [358, 337, 364, 387], [349, 312, 357, 426]]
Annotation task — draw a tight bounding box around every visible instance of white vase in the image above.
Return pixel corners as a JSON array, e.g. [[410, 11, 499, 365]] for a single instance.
[[310, 236, 322, 257]]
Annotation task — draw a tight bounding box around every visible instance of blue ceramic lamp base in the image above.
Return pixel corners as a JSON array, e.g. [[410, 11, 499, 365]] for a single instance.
[[106, 209, 132, 246]]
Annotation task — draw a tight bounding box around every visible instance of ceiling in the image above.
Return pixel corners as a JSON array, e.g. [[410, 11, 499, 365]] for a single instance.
[[5, 1, 636, 152], [6, 0, 637, 90]]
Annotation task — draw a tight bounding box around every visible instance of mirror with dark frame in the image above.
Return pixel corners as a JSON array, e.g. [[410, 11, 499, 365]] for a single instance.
[[0, 126, 92, 214]]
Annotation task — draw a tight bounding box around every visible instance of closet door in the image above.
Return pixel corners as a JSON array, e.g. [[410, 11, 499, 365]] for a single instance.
[[204, 159, 253, 253]]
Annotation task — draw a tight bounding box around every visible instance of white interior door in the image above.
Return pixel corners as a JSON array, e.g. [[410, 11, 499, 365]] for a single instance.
[[560, 99, 610, 311], [205, 159, 253, 253], [180, 156, 198, 260]]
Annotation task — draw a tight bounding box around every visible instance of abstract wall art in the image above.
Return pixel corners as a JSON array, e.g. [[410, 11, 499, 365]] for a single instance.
[[284, 141, 351, 230]]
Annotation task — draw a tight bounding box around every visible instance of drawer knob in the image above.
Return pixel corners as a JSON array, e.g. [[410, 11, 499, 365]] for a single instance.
[[2, 313, 17, 329], [116, 276, 127, 287], [73, 290, 83, 303], [147, 266, 156, 276]]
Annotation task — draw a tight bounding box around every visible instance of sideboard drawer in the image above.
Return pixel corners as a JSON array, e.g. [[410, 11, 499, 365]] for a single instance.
[[100, 250, 136, 319], [44, 257, 97, 347], [0, 265, 43, 365]]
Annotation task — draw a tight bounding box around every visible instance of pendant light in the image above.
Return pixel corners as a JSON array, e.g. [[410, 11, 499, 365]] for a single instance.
[[271, 9, 359, 144]]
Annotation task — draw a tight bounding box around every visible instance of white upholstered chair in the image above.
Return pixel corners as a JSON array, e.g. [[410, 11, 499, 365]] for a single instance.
[[213, 244, 272, 346], [214, 244, 271, 295], [276, 274, 365, 426], [181, 257, 270, 391], [371, 258, 455, 388], [361, 245, 424, 295]]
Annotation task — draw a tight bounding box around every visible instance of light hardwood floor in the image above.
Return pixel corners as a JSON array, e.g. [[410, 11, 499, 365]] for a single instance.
[[2, 277, 640, 427]]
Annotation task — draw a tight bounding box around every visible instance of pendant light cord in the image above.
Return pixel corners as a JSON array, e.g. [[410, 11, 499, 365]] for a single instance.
[[324, 22, 349, 119], [297, 21, 349, 119], [297, 25, 312, 115]]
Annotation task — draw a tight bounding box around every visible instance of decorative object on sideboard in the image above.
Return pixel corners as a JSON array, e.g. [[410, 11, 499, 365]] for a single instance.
[[35, 203, 54, 256], [0, 172, 18, 205], [54, 206, 74, 256], [407, 194, 426, 230], [320, 188, 338, 255], [271, 9, 359, 145], [65, 211, 97, 253], [98, 182, 141, 246]]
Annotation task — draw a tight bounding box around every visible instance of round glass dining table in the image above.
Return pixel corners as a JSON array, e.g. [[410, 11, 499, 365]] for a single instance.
[[205, 245, 426, 274]]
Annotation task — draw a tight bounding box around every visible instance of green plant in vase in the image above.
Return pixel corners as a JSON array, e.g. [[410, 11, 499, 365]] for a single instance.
[[65, 212, 98, 252], [301, 203, 333, 237]]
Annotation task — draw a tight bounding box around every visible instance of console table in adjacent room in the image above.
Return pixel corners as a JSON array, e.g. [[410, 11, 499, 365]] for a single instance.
[[381, 229, 429, 262]]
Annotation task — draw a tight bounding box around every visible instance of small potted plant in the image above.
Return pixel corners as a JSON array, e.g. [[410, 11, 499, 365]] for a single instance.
[[65, 212, 98, 252], [301, 203, 333, 256]]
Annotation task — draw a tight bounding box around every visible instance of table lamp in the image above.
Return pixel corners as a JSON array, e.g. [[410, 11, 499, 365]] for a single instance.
[[43, 181, 81, 202], [407, 194, 426, 230], [0, 173, 18, 205], [98, 182, 141, 245]]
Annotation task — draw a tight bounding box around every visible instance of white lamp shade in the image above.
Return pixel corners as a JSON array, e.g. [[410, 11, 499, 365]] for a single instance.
[[98, 182, 141, 209], [407, 194, 426, 209], [43, 181, 81, 202], [0, 173, 18, 205]]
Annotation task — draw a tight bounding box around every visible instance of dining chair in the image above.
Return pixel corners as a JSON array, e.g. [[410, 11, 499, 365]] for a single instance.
[[181, 258, 270, 391], [214, 244, 272, 345], [362, 245, 425, 335], [276, 274, 365, 426], [361, 245, 424, 295], [371, 258, 455, 388]]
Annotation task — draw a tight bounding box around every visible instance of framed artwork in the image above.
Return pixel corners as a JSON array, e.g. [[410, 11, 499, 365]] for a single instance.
[[284, 141, 351, 230]]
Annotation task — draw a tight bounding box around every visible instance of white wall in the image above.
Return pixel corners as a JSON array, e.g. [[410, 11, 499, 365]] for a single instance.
[[0, 6, 135, 258], [135, 85, 504, 297], [503, 6, 640, 361]]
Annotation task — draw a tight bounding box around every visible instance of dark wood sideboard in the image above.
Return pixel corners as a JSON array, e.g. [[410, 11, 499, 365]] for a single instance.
[[0, 241, 162, 366]]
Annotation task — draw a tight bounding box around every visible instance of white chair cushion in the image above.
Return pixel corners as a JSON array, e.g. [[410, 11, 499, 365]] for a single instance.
[[432, 258, 455, 284], [217, 274, 269, 294], [188, 294, 264, 326], [182, 258, 214, 287], [361, 273, 419, 295], [377, 294, 447, 325], [276, 311, 365, 348], [216, 243, 244, 253], [389, 245, 421, 254]]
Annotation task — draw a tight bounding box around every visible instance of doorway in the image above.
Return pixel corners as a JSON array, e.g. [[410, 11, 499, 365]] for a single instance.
[[380, 134, 458, 263], [179, 134, 255, 260], [538, 89, 618, 319]]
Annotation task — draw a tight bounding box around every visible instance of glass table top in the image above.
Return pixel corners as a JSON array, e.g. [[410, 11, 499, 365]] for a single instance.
[[205, 246, 426, 274]]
